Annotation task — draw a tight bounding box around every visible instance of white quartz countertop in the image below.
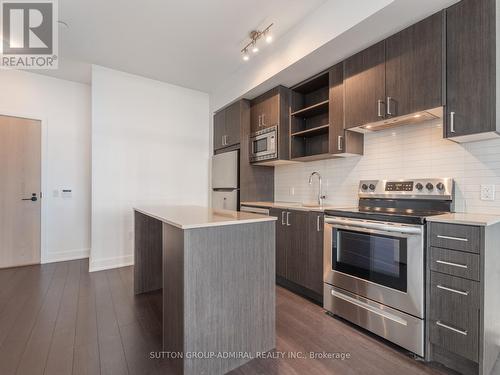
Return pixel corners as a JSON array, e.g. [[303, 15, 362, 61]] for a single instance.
[[134, 205, 277, 229], [241, 201, 350, 212], [426, 213, 500, 227]]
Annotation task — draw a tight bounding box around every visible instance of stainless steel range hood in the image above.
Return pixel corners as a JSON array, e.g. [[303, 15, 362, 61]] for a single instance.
[[349, 106, 443, 133]]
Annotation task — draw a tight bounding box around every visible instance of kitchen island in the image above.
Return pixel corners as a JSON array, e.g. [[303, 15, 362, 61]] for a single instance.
[[133, 206, 276, 375]]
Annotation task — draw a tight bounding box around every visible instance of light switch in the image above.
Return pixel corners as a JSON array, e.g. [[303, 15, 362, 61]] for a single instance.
[[480, 185, 495, 201]]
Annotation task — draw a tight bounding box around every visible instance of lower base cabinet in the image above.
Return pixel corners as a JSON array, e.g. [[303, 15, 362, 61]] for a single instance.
[[270, 208, 324, 302]]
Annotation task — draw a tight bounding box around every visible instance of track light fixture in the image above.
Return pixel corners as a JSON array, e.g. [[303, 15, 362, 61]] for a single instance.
[[241, 23, 273, 61]]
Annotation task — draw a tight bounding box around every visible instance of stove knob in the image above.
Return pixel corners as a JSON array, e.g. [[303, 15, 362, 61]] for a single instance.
[[361, 184, 368, 190], [426, 183, 434, 190], [369, 184, 376, 191], [415, 183, 423, 190], [436, 182, 445, 191]]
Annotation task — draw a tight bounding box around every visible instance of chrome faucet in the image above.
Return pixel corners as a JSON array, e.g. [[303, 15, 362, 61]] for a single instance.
[[308, 171, 326, 206]]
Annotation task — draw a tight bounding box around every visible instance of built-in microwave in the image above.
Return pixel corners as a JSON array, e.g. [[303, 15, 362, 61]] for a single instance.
[[249, 126, 277, 163]]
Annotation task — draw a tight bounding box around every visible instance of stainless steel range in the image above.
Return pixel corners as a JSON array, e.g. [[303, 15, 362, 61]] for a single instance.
[[323, 178, 454, 357]]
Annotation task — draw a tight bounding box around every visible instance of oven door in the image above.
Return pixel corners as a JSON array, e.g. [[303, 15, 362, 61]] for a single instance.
[[324, 217, 424, 318]]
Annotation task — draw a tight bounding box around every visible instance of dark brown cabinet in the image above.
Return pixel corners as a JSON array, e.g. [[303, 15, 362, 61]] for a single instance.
[[285, 210, 309, 287], [250, 88, 280, 133], [385, 12, 443, 117], [445, 0, 497, 140], [213, 101, 241, 151], [344, 41, 386, 129], [306, 212, 324, 295], [270, 208, 288, 278], [250, 86, 290, 163], [270, 208, 324, 302], [213, 110, 226, 151], [329, 63, 364, 156], [344, 12, 443, 129]]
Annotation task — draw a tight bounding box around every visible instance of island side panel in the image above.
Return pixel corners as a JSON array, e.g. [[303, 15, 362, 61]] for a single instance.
[[183, 221, 276, 375], [163, 223, 185, 375], [134, 211, 163, 294]]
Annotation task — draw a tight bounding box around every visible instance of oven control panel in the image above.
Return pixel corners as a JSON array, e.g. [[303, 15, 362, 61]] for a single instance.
[[358, 178, 454, 200]]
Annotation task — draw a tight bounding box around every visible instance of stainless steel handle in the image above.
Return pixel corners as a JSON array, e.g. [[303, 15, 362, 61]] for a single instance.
[[286, 212, 291, 226], [436, 321, 468, 336], [222, 136, 225, 146], [317, 216, 321, 232], [435, 260, 468, 269], [262, 113, 265, 126], [450, 111, 456, 133], [337, 135, 343, 151], [325, 217, 422, 235], [436, 284, 469, 296], [281, 211, 286, 226], [258, 115, 261, 127], [437, 234, 468, 242], [377, 99, 385, 118], [386, 96, 393, 116], [331, 289, 408, 326]]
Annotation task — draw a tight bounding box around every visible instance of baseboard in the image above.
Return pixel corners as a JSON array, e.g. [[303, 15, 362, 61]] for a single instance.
[[41, 248, 90, 264], [89, 254, 134, 272]]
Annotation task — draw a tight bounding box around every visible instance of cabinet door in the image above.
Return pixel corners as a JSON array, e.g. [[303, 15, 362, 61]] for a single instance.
[[344, 41, 386, 129], [213, 110, 226, 150], [250, 101, 261, 134], [445, 0, 495, 138], [270, 208, 287, 278], [260, 89, 280, 129], [329, 63, 345, 154], [385, 12, 443, 117], [285, 210, 309, 287], [224, 101, 241, 147], [306, 212, 324, 295]]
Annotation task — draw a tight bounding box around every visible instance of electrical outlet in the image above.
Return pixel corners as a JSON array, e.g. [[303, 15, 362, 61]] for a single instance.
[[289, 187, 295, 196], [480, 185, 495, 201]]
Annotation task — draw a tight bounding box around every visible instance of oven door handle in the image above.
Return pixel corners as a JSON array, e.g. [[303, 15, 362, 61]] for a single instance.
[[325, 217, 422, 235]]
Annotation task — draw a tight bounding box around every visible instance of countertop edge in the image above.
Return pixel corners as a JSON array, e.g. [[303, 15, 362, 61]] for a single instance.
[[425, 214, 500, 227], [134, 207, 277, 230]]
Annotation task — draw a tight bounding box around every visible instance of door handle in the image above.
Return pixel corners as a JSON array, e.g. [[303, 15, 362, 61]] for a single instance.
[[22, 194, 38, 202], [286, 212, 291, 226], [386, 97, 393, 116], [450, 111, 456, 133], [377, 99, 385, 118], [436, 321, 468, 336], [281, 211, 286, 226], [436, 284, 469, 296], [258, 115, 261, 127], [317, 216, 321, 232], [262, 113, 265, 127], [337, 135, 343, 151]]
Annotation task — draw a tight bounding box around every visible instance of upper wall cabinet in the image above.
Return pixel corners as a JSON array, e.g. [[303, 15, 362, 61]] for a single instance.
[[250, 88, 280, 134], [344, 13, 443, 129], [213, 101, 241, 151], [344, 41, 387, 129], [445, 0, 499, 141], [250, 86, 291, 163], [385, 12, 443, 117]]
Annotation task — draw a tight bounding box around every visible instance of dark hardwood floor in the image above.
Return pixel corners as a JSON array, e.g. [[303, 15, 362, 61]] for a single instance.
[[0, 259, 453, 375]]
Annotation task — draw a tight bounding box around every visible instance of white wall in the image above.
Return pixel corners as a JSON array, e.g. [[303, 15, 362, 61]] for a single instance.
[[275, 120, 500, 214], [91, 65, 210, 272], [0, 70, 91, 263]]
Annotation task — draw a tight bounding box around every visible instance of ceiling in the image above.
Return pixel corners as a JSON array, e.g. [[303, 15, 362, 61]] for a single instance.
[[37, 0, 328, 91]]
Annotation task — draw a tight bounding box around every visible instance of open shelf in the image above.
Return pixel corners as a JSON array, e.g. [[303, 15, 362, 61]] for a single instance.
[[291, 124, 329, 137], [291, 100, 329, 118]]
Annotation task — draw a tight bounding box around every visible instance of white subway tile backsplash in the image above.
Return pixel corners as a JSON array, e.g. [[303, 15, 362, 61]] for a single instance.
[[275, 121, 500, 214]]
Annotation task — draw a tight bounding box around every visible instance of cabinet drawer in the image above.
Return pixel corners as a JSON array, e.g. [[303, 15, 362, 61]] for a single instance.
[[429, 223, 481, 253], [429, 272, 479, 362], [430, 247, 480, 281]]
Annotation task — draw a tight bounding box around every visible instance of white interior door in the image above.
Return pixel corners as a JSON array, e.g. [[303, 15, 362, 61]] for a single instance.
[[0, 115, 41, 268]]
